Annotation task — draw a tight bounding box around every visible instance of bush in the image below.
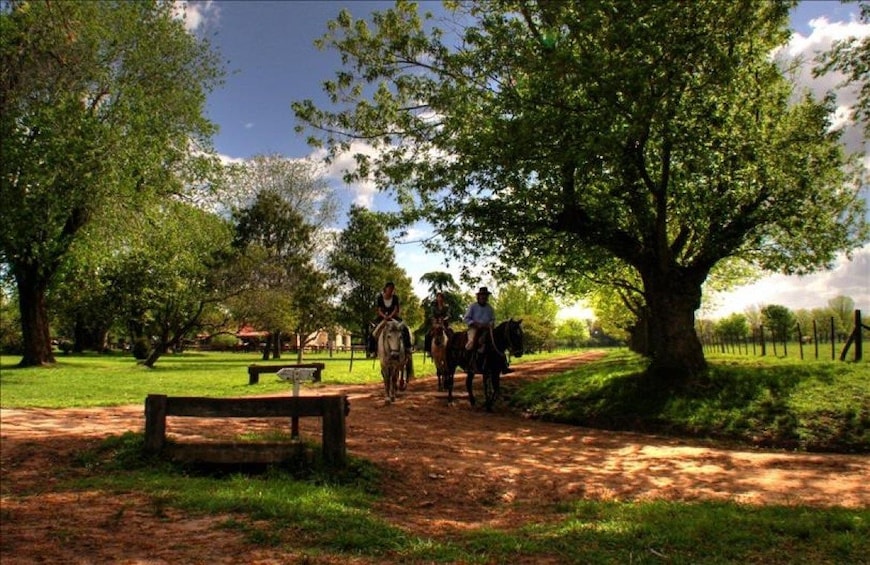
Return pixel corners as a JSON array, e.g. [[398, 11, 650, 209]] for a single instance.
[[208, 333, 239, 351], [132, 338, 151, 360]]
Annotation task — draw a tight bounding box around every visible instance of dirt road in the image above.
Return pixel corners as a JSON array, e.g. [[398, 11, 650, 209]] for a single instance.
[[2, 352, 867, 564]]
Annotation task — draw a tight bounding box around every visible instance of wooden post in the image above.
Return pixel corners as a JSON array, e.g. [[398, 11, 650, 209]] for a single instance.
[[797, 324, 804, 360], [855, 310, 863, 362], [759, 325, 766, 356], [813, 319, 819, 360], [830, 317, 836, 361], [321, 396, 347, 468], [144, 394, 167, 453]]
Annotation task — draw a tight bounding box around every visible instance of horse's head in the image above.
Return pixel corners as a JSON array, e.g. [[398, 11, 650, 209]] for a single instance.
[[502, 318, 524, 357], [379, 320, 406, 362], [431, 318, 448, 349]]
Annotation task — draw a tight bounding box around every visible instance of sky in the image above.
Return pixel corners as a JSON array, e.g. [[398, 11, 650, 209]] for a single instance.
[[182, 0, 869, 320]]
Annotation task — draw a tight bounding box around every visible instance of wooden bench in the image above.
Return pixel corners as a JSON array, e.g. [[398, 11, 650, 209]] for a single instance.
[[144, 394, 347, 467], [247, 362, 325, 385]]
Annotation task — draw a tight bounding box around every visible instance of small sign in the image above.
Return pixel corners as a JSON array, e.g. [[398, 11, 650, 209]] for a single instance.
[[276, 367, 318, 382], [277, 367, 319, 397]]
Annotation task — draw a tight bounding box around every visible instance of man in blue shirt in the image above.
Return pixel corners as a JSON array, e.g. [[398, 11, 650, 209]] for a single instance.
[[463, 286, 495, 351]]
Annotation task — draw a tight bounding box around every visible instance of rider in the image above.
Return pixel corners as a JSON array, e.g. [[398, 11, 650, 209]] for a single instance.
[[370, 281, 414, 377], [463, 287, 495, 352], [463, 286, 513, 373], [424, 291, 452, 354]]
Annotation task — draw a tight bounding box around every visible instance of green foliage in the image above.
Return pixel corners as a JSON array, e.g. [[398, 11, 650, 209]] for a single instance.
[[715, 313, 750, 340], [327, 205, 418, 339], [510, 351, 869, 452], [208, 334, 239, 351], [227, 162, 338, 357], [762, 304, 797, 341], [294, 0, 869, 379], [555, 319, 590, 348], [0, 0, 224, 365]]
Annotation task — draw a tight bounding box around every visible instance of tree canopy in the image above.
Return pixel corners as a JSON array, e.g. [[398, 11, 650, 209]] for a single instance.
[[0, 0, 223, 366], [294, 0, 868, 379]]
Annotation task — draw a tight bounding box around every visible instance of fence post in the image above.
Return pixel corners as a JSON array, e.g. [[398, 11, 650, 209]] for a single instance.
[[812, 319, 819, 360], [144, 394, 167, 453], [759, 325, 766, 356], [321, 396, 347, 468], [797, 324, 804, 360], [830, 317, 836, 361], [856, 310, 864, 362]]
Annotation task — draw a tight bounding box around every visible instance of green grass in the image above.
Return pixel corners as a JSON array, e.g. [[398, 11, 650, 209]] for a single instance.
[[0, 348, 565, 408], [508, 350, 870, 452]]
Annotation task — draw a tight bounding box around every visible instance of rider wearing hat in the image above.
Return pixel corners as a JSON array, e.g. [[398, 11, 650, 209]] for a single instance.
[[463, 287, 495, 351], [463, 286, 514, 373]]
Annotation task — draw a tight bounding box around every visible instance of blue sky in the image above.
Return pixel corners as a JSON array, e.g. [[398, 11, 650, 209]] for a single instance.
[[184, 0, 869, 319]]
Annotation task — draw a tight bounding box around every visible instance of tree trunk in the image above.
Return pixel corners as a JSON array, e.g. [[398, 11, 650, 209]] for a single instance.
[[272, 330, 281, 359], [15, 266, 55, 367], [643, 272, 707, 381]]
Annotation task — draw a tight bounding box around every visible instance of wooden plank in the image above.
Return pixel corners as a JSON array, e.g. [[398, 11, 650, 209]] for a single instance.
[[164, 396, 328, 418], [163, 442, 308, 465]]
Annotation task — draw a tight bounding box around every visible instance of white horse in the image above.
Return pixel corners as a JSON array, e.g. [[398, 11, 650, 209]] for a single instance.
[[374, 319, 409, 403]]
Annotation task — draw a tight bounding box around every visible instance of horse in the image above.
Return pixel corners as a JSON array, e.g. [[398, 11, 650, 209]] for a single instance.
[[429, 318, 452, 395], [444, 319, 524, 411], [374, 319, 409, 403]]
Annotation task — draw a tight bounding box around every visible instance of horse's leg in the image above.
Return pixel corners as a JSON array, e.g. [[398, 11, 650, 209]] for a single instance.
[[382, 369, 392, 404], [483, 367, 498, 412], [465, 371, 475, 406]]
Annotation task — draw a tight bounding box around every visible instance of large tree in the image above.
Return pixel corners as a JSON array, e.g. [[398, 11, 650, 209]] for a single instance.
[[0, 0, 223, 366], [230, 175, 337, 361], [294, 0, 868, 380], [328, 205, 417, 343]]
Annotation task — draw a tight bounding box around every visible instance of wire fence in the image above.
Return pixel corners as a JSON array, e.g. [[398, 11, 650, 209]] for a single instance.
[[699, 310, 868, 362]]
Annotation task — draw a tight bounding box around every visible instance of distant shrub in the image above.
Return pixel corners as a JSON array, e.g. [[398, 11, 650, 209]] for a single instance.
[[209, 333, 238, 351]]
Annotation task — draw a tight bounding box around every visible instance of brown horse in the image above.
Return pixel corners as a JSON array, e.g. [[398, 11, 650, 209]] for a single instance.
[[430, 318, 452, 395], [444, 319, 524, 411]]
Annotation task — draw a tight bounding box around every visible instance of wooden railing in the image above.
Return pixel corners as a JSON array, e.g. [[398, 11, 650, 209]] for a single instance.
[[144, 394, 347, 468]]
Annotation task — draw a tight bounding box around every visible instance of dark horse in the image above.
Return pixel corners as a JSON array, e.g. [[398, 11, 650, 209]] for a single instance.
[[444, 319, 524, 411]]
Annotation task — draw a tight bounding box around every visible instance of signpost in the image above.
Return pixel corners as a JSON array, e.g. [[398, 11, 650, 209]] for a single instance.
[[277, 367, 320, 439]]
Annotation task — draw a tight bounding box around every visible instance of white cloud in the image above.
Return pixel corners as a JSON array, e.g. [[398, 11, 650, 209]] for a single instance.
[[312, 143, 380, 209], [174, 1, 220, 33], [704, 245, 870, 318]]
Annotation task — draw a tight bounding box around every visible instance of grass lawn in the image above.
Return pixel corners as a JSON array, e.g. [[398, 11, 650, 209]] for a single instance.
[[509, 350, 869, 453]]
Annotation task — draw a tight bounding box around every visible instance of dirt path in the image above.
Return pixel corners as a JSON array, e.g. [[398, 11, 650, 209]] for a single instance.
[[2, 353, 868, 564]]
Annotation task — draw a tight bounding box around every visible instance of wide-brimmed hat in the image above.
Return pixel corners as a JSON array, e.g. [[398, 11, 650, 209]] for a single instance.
[[476, 286, 491, 296]]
